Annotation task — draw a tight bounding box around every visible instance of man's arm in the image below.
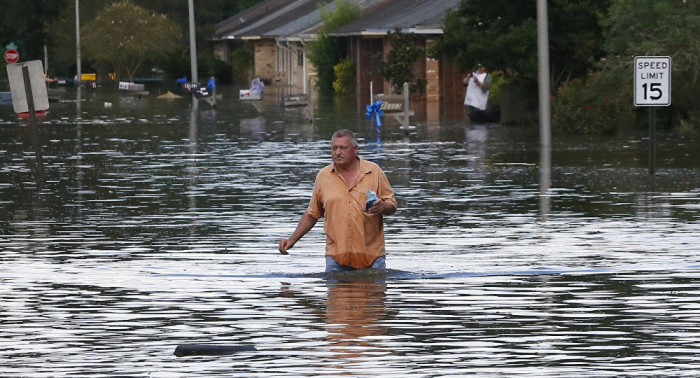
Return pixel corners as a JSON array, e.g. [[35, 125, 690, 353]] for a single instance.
[[279, 212, 319, 254]]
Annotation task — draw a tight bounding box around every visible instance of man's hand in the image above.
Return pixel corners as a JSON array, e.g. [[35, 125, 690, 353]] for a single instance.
[[279, 239, 295, 255], [278, 212, 319, 256], [368, 198, 397, 216]]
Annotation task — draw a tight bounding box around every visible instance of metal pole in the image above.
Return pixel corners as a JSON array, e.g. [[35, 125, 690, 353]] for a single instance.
[[23, 66, 45, 189], [22, 66, 37, 130], [44, 44, 48, 76], [540, 143, 551, 221], [188, 0, 198, 84], [649, 107, 656, 175], [75, 0, 81, 87], [537, 0, 551, 148]]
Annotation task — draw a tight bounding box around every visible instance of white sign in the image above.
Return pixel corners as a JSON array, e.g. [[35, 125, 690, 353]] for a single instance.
[[634, 56, 671, 106], [118, 82, 145, 91], [6, 60, 49, 114]]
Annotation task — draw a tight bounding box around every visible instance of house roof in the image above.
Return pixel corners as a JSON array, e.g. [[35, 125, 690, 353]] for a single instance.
[[214, 0, 290, 38], [213, 0, 388, 41], [328, 0, 460, 36]]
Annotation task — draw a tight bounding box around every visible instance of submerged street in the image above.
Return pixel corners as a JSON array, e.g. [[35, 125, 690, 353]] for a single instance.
[[1, 85, 700, 376]]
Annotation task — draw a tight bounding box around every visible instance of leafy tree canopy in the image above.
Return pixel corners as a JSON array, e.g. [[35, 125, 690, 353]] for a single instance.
[[82, 1, 180, 81], [309, 0, 361, 92], [39, 0, 263, 78], [438, 0, 610, 89], [602, 0, 700, 127], [603, 0, 700, 78], [0, 0, 62, 79], [381, 29, 426, 94]]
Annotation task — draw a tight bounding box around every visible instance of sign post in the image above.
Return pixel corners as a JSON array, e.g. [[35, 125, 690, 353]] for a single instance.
[[634, 56, 671, 175]]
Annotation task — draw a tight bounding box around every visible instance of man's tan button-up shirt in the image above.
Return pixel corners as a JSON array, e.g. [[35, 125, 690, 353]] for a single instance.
[[306, 158, 397, 269]]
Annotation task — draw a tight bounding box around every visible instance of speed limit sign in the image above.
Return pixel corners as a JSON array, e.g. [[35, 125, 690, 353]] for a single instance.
[[634, 56, 671, 106]]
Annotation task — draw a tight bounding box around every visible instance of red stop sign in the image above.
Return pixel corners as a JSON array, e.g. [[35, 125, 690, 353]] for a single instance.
[[5, 49, 19, 64]]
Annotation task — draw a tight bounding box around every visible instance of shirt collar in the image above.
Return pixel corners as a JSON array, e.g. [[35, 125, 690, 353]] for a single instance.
[[331, 156, 371, 174]]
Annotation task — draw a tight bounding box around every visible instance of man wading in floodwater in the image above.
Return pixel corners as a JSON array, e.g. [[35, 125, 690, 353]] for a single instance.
[[279, 129, 397, 272]]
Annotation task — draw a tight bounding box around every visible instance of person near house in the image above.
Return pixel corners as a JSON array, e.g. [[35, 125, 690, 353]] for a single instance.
[[463, 65, 492, 115], [278, 129, 397, 272]]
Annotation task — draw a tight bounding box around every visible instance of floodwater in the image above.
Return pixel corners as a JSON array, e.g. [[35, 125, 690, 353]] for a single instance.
[[2, 84, 700, 377]]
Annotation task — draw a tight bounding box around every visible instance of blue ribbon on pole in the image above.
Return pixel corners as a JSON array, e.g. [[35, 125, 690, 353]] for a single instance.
[[365, 100, 384, 133]]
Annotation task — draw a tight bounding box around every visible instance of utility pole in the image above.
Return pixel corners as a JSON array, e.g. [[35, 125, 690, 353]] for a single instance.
[[188, 0, 198, 85], [537, 0, 552, 220], [188, 0, 198, 109], [75, 0, 81, 87], [537, 0, 551, 148]]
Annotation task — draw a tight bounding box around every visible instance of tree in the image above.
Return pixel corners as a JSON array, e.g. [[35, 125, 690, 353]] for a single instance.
[[81, 1, 180, 81], [438, 0, 610, 89], [45, 0, 113, 78], [44, 0, 264, 78], [602, 0, 700, 128], [0, 0, 62, 79], [380, 29, 425, 94], [308, 0, 361, 92]]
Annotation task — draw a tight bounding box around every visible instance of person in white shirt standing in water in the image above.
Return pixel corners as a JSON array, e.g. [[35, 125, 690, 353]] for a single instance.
[[463, 65, 492, 118]]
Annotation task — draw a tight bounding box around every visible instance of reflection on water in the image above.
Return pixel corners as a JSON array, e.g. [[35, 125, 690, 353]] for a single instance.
[[1, 85, 700, 376], [324, 275, 390, 361]]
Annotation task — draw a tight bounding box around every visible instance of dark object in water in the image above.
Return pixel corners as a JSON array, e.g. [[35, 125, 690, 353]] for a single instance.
[[174, 344, 256, 357], [468, 105, 500, 123]]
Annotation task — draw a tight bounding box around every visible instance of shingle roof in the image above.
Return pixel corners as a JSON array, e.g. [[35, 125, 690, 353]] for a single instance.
[[214, 0, 290, 38], [213, 0, 389, 41], [328, 0, 460, 36]]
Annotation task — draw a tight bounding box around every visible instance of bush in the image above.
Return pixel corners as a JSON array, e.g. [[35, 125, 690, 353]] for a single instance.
[[380, 28, 425, 95], [552, 70, 636, 134], [308, 0, 361, 92], [230, 44, 254, 84], [486, 71, 507, 109], [333, 59, 355, 94]]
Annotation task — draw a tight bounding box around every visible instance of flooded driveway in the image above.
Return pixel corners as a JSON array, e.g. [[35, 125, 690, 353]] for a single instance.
[[1, 85, 700, 376]]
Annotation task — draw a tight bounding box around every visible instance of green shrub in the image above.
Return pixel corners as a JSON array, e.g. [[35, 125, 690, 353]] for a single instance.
[[380, 28, 425, 95], [332, 59, 355, 94], [486, 71, 508, 109], [309, 0, 361, 92], [230, 44, 254, 84], [552, 70, 636, 134]]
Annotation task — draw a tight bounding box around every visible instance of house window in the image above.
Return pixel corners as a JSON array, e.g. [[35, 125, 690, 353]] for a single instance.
[[298, 50, 304, 66]]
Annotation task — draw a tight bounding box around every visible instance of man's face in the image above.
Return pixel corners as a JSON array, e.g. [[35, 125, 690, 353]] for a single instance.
[[331, 136, 358, 167], [477, 67, 486, 74]]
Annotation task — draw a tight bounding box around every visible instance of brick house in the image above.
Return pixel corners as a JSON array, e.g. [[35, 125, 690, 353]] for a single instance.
[[212, 0, 385, 93], [327, 0, 462, 116], [212, 0, 464, 121]]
